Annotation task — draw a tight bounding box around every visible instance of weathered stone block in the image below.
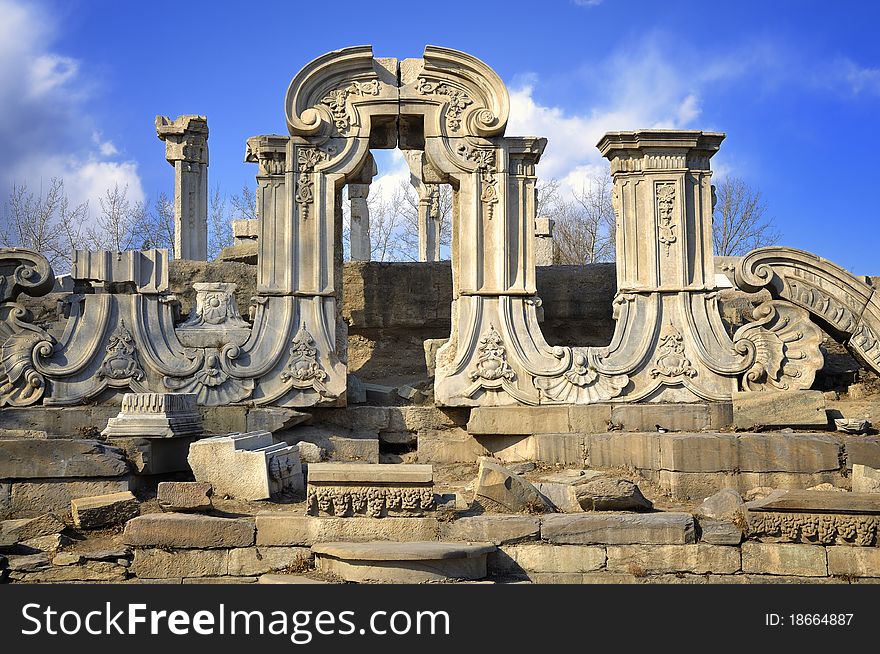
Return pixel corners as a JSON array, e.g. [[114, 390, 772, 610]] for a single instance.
[[133, 548, 228, 579], [826, 546, 880, 577], [474, 458, 551, 513], [575, 478, 653, 511], [0, 439, 128, 479], [439, 515, 540, 545], [567, 405, 613, 432], [467, 406, 570, 435], [157, 481, 213, 512], [846, 437, 880, 469], [853, 464, 880, 493], [494, 544, 606, 574], [245, 407, 310, 433], [485, 433, 587, 466], [188, 431, 302, 500], [11, 561, 127, 583], [4, 479, 131, 518], [698, 519, 743, 545], [417, 428, 489, 463], [255, 515, 439, 546], [741, 542, 827, 576], [227, 546, 312, 576], [695, 489, 744, 520], [658, 470, 845, 501], [587, 432, 660, 469], [535, 482, 582, 513], [735, 433, 842, 473], [611, 404, 712, 432], [541, 512, 695, 545], [605, 544, 740, 574], [123, 513, 255, 549], [733, 390, 828, 429], [0, 514, 65, 547], [71, 491, 140, 529], [326, 436, 379, 463], [313, 541, 494, 583]]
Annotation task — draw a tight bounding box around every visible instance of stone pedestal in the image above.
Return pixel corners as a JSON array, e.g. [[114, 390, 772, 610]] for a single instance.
[[188, 431, 303, 501], [156, 115, 209, 261], [102, 393, 202, 439]]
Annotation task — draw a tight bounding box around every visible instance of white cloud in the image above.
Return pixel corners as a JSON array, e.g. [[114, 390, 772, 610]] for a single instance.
[[573, 0, 604, 6], [504, 39, 762, 195], [0, 0, 144, 230]]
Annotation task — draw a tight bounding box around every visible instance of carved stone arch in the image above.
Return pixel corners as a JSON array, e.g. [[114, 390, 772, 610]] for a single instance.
[[736, 246, 880, 376], [399, 45, 510, 141]]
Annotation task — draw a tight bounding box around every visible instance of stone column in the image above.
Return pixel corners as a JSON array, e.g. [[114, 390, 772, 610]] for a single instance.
[[404, 150, 441, 262], [534, 216, 556, 266], [156, 115, 209, 261], [348, 183, 371, 261]]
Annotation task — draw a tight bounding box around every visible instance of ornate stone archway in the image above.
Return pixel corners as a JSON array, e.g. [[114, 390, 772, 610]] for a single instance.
[[0, 45, 846, 408]]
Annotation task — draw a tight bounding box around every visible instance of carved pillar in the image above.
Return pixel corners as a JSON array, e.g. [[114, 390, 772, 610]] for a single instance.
[[595, 130, 752, 402], [156, 115, 209, 261], [245, 135, 288, 286], [404, 150, 441, 262], [348, 184, 371, 261]]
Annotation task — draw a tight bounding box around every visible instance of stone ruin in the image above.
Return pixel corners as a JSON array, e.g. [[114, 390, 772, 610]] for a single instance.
[[1, 45, 880, 584]]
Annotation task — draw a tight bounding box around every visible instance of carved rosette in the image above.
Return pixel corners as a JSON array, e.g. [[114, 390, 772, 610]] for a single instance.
[[733, 300, 824, 391], [307, 485, 435, 518], [650, 325, 697, 379], [320, 79, 380, 134], [747, 511, 878, 547], [280, 322, 329, 395], [96, 320, 147, 387]]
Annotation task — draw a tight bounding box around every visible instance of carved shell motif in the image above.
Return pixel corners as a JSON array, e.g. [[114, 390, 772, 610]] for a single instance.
[[733, 300, 824, 392]]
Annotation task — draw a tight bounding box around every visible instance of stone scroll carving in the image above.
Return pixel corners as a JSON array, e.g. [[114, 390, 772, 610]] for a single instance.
[[735, 247, 880, 378]]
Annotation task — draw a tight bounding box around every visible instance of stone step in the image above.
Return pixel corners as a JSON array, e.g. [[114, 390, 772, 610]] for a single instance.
[[258, 574, 330, 584], [312, 541, 495, 583]]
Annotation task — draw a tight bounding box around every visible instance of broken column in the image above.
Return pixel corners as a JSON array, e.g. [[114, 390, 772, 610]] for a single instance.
[[404, 150, 441, 262], [187, 431, 303, 501], [349, 184, 371, 261], [156, 114, 209, 261], [534, 216, 556, 265]]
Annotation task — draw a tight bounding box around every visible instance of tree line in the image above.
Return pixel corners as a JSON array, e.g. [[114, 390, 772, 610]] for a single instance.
[[1, 174, 778, 271]]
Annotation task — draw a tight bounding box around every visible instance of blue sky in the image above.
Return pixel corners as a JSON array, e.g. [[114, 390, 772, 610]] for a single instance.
[[1, 0, 879, 271]]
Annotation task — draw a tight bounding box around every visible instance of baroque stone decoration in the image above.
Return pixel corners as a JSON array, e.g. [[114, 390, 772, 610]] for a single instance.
[[0, 44, 873, 409], [306, 463, 435, 518]]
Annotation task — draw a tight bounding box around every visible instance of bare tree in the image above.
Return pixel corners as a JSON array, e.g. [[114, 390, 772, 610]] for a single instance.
[[139, 192, 175, 256], [0, 178, 88, 270], [712, 176, 780, 257], [540, 175, 616, 264], [85, 183, 148, 252], [230, 185, 257, 221]]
